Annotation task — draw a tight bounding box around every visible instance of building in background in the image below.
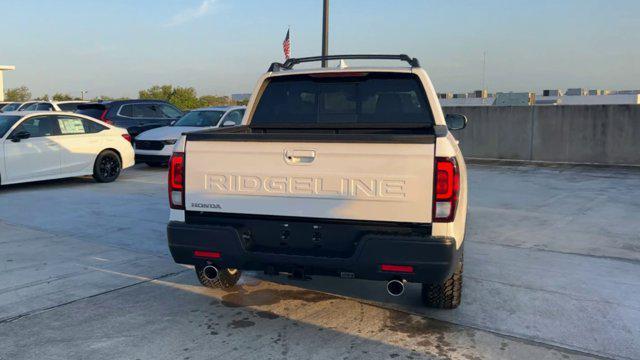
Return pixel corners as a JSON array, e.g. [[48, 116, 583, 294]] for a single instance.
[[536, 88, 640, 105], [231, 93, 251, 102], [565, 88, 588, 96], [543, 89, 563, 97], [439, 90, 495, 106], [441, 87, 640, 107], [494, 92, 536, 106], [616, 90, 640, 95]]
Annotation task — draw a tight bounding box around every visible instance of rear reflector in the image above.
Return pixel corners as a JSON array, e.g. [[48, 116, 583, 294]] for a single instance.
[[381, 264, 414, 273], [194, 251, 221, 259], [121, 134, 132, 142]]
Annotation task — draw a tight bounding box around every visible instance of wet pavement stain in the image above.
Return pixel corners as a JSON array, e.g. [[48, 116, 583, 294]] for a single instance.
[[383, 311, 454, 340], [220, 287, 336, 308], [255, 310, 280, 320], [382, 309, 477, 360], [228, 319, 256, 329], [417, 339, 433, 348], [462, 355, 483, 360]]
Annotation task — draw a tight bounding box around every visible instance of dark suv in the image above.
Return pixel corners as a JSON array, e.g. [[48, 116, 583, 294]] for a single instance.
[[76, 100, 184, 137]]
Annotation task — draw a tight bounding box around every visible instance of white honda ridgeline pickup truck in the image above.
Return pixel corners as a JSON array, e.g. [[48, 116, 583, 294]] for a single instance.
[[167, 55, 468, 308]]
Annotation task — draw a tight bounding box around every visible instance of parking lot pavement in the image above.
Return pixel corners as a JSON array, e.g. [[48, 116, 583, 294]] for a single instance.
[[0, 164, 639, 360]]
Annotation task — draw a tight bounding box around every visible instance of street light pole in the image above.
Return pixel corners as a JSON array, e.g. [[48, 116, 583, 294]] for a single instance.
[[81, 90, 87, 100], [0, 65, 16, 102], [321, 0, 329, 67]]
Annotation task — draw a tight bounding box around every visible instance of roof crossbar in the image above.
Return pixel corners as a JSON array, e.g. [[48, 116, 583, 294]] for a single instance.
[[268, 54, 420, 72]]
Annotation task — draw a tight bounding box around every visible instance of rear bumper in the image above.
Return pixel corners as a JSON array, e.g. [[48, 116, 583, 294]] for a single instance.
[[167, 215, 461, 284], [135, 154, 170, 164]]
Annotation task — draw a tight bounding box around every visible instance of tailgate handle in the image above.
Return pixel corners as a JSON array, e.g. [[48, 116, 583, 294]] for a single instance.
[[284, 149, 316, 164]]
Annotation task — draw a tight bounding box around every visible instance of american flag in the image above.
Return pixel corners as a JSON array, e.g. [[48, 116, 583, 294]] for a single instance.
[[283, 29, 291, 60]]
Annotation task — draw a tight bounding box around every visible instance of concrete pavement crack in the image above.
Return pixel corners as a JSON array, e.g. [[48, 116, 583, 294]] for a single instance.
[[469, 239, 640, 265], [0, 269, 189, 324], [0, 218, 169, 259]]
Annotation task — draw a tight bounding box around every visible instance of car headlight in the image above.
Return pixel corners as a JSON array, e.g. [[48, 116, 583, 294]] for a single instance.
[[163, 139, 178, 145]]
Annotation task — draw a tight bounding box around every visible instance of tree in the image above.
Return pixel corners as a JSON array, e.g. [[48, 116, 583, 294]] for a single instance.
[[34, 94, 50, 101], [52, 93, 75, 101], [138, 85, 201, 110], [4, 86, 31, 102], [138, 85, 249, 110], [90, 95, 129, 101], [199, 95, 235, 107], [138, 85, 174, 101]]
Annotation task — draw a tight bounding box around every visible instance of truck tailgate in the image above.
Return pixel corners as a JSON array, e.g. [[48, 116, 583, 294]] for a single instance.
[[185, 138, 434, 223]]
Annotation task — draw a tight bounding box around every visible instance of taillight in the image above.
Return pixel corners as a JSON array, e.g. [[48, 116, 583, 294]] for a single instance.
[[121, 134, 132, 142], [99, 109, 113, 125], [169, 152, 185, 209], [433, 157, 459, 222]]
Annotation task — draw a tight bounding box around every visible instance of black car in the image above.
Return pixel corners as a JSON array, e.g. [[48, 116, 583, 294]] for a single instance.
[[76, 100, 184, 137]]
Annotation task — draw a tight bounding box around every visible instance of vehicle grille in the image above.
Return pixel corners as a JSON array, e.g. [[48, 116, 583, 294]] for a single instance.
[[135, 140, 165, 151]]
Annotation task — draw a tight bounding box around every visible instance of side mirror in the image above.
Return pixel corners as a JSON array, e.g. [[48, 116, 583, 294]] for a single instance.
[[445, 114, 468, 131], [10, 131, 31, 142], [221, 120, 237, 127]]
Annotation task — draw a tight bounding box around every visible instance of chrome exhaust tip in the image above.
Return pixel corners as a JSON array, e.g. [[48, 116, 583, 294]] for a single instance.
[[387, 279, 405, 297], [202, 265, 219, 281]]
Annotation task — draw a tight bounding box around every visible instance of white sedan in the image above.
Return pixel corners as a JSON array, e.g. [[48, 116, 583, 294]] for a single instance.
[[134, 106, 245, 166], [0, 111, 135, 186]]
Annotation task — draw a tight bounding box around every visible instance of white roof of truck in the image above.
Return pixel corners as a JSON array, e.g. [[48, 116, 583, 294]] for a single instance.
[[266, 66, 415, 78]]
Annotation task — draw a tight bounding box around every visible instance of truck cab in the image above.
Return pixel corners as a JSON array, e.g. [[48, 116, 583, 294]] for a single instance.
[[167, 55, 468, 308]]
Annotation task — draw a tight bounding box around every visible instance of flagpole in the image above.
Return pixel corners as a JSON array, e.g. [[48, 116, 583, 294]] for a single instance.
[[321, 0, 329, 67]]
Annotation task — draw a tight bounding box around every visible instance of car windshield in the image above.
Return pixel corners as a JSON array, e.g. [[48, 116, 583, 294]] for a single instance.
[[0, 115, 22, 137], [1, 103, 20, 112], [20, 103, 39, 111], [173, 110, 225, 127]]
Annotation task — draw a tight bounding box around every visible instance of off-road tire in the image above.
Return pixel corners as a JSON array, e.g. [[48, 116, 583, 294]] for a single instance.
[[421, 250, 463, 309], [195, 265, 241, 290], [93, 150, 122, 183]]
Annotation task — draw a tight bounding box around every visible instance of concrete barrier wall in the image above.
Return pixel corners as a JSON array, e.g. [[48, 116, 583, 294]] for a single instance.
[[444, 105, 640, 166]]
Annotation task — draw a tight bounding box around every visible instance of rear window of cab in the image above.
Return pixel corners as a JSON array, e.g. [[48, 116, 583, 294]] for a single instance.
[[251, 73, 434, 127]]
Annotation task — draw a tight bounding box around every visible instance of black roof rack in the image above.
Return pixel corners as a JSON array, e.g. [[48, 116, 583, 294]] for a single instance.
[[268, 54, 420, 72]]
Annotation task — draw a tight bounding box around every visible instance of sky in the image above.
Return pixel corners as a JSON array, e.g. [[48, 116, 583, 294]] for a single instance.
[[1, 0, 639, 98]]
